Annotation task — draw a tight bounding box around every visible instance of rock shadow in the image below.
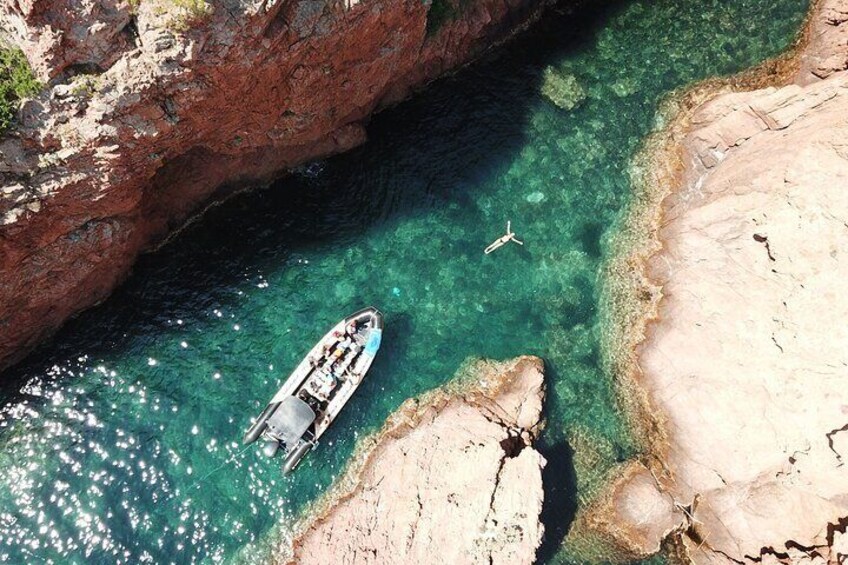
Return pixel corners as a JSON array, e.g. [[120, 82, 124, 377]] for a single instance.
[[536, 440, 579, 562]]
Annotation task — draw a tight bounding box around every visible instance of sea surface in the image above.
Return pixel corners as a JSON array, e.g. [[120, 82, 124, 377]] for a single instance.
[[0, 0, 808, 563]]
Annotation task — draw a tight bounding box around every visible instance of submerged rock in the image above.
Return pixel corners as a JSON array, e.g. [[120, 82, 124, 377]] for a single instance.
[[541, 66, 587, 111], [526, 190, 546, 203], [285, 356, 546, 565], [610, 77, 638, 98]]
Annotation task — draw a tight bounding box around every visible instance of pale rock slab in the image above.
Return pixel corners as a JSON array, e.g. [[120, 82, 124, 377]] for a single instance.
[[285, 356, 547, 565], [606, 0, 848, 562]]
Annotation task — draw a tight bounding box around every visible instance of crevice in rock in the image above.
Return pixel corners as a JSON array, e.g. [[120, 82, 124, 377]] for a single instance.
[[717, 549, 748, 564], [746, 546, 790, 562], [753, 233, 776, 261], [825, 422, 848, 465], [678, 496, 706, 547], [482, 453, 508, 532], [121, 15, 141, 50], [53, 62, 107, 87], [262, 0, 292, 38], [159, 97, 179, 125], [749, 103, 780, 130], [500, 433, 525, 458], [785, 539, 825, 558], [406, 491, 424, 551]]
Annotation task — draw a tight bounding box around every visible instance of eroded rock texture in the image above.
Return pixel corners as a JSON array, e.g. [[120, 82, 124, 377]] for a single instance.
[[0, 0, 549, 371], [1, 0, 133, 79], [601, 1, 848, 562], [285, 356, 546, 565]]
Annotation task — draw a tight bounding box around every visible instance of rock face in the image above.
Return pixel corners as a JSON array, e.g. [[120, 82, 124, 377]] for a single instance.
[[285, 356, 546, 565], [1, 0, 133, 80], [602, 0, 848, 562], [0, 0, 550, 372]]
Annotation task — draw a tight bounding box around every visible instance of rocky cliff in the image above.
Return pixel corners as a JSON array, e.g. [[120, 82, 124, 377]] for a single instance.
[[283, 356, 547, 564], [597, 0, 848, 562], [0, 0, 549, 371]]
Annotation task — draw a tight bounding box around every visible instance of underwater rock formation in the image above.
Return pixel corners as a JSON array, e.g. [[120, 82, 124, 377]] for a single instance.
[[285, 356, 546, 565], [0, 0, 550, 372], [540, 66, 586, 110], [602, 0, 848, 562]]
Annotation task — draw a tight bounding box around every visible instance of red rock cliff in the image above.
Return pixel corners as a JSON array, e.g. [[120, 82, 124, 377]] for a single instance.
[[0, 0, 549, 371]]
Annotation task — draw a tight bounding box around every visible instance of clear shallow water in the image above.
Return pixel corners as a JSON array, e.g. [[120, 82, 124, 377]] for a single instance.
[[0, 0, 808, 563]]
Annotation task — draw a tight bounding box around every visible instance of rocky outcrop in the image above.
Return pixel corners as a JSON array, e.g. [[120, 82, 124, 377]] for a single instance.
[[1, 0, 133, 80], [0, 0, 550, 372], [283, 356, 546, 565], [600, 0, 848, 562], [581, 461, 683, 558]]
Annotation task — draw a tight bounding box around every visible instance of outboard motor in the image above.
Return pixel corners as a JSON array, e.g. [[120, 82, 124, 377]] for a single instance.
[[262, 440, 280, 458]]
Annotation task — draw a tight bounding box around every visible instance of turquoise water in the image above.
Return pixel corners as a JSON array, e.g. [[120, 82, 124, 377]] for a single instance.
[[0, 0, 808, 562]]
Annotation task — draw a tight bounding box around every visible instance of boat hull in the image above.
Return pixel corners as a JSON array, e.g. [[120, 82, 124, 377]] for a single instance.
[[243, 307, 383, 474], [282, 441, 313, 474], [242, 402, 278, 445]]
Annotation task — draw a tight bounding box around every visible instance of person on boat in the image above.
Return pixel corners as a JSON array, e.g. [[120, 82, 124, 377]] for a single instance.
[[484, 220, 524, 254], [311, 370, 335, 400], [348, 370, 360, 385], [331, 339, 348, 362], [337, 334, 353, 353], [346, 320, 358, 336]]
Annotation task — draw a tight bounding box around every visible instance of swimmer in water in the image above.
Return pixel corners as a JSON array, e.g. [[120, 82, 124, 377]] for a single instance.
[[484, 221, 524, 254]]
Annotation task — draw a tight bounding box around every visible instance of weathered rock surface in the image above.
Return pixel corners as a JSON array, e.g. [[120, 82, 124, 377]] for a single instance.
[[0, 0, 550, 372], [1, 0, 133, 80], [603, 0, 848, 562], [583, 461, 683, 558], [285, 356, 546, 565]]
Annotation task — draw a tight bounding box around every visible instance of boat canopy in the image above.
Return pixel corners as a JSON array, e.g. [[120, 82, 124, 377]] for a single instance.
[[266, 397, 316, 446]]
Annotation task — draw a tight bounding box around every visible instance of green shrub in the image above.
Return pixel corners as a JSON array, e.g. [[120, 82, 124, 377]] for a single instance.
[[0, 48, 41, 133], [169, 0, 213, 32]]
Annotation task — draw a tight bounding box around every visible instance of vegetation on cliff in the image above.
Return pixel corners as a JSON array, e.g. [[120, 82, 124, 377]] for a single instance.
[[167, 0, 214, 32], [0, 47, 40, 133], [427, 0, 467, 34]]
